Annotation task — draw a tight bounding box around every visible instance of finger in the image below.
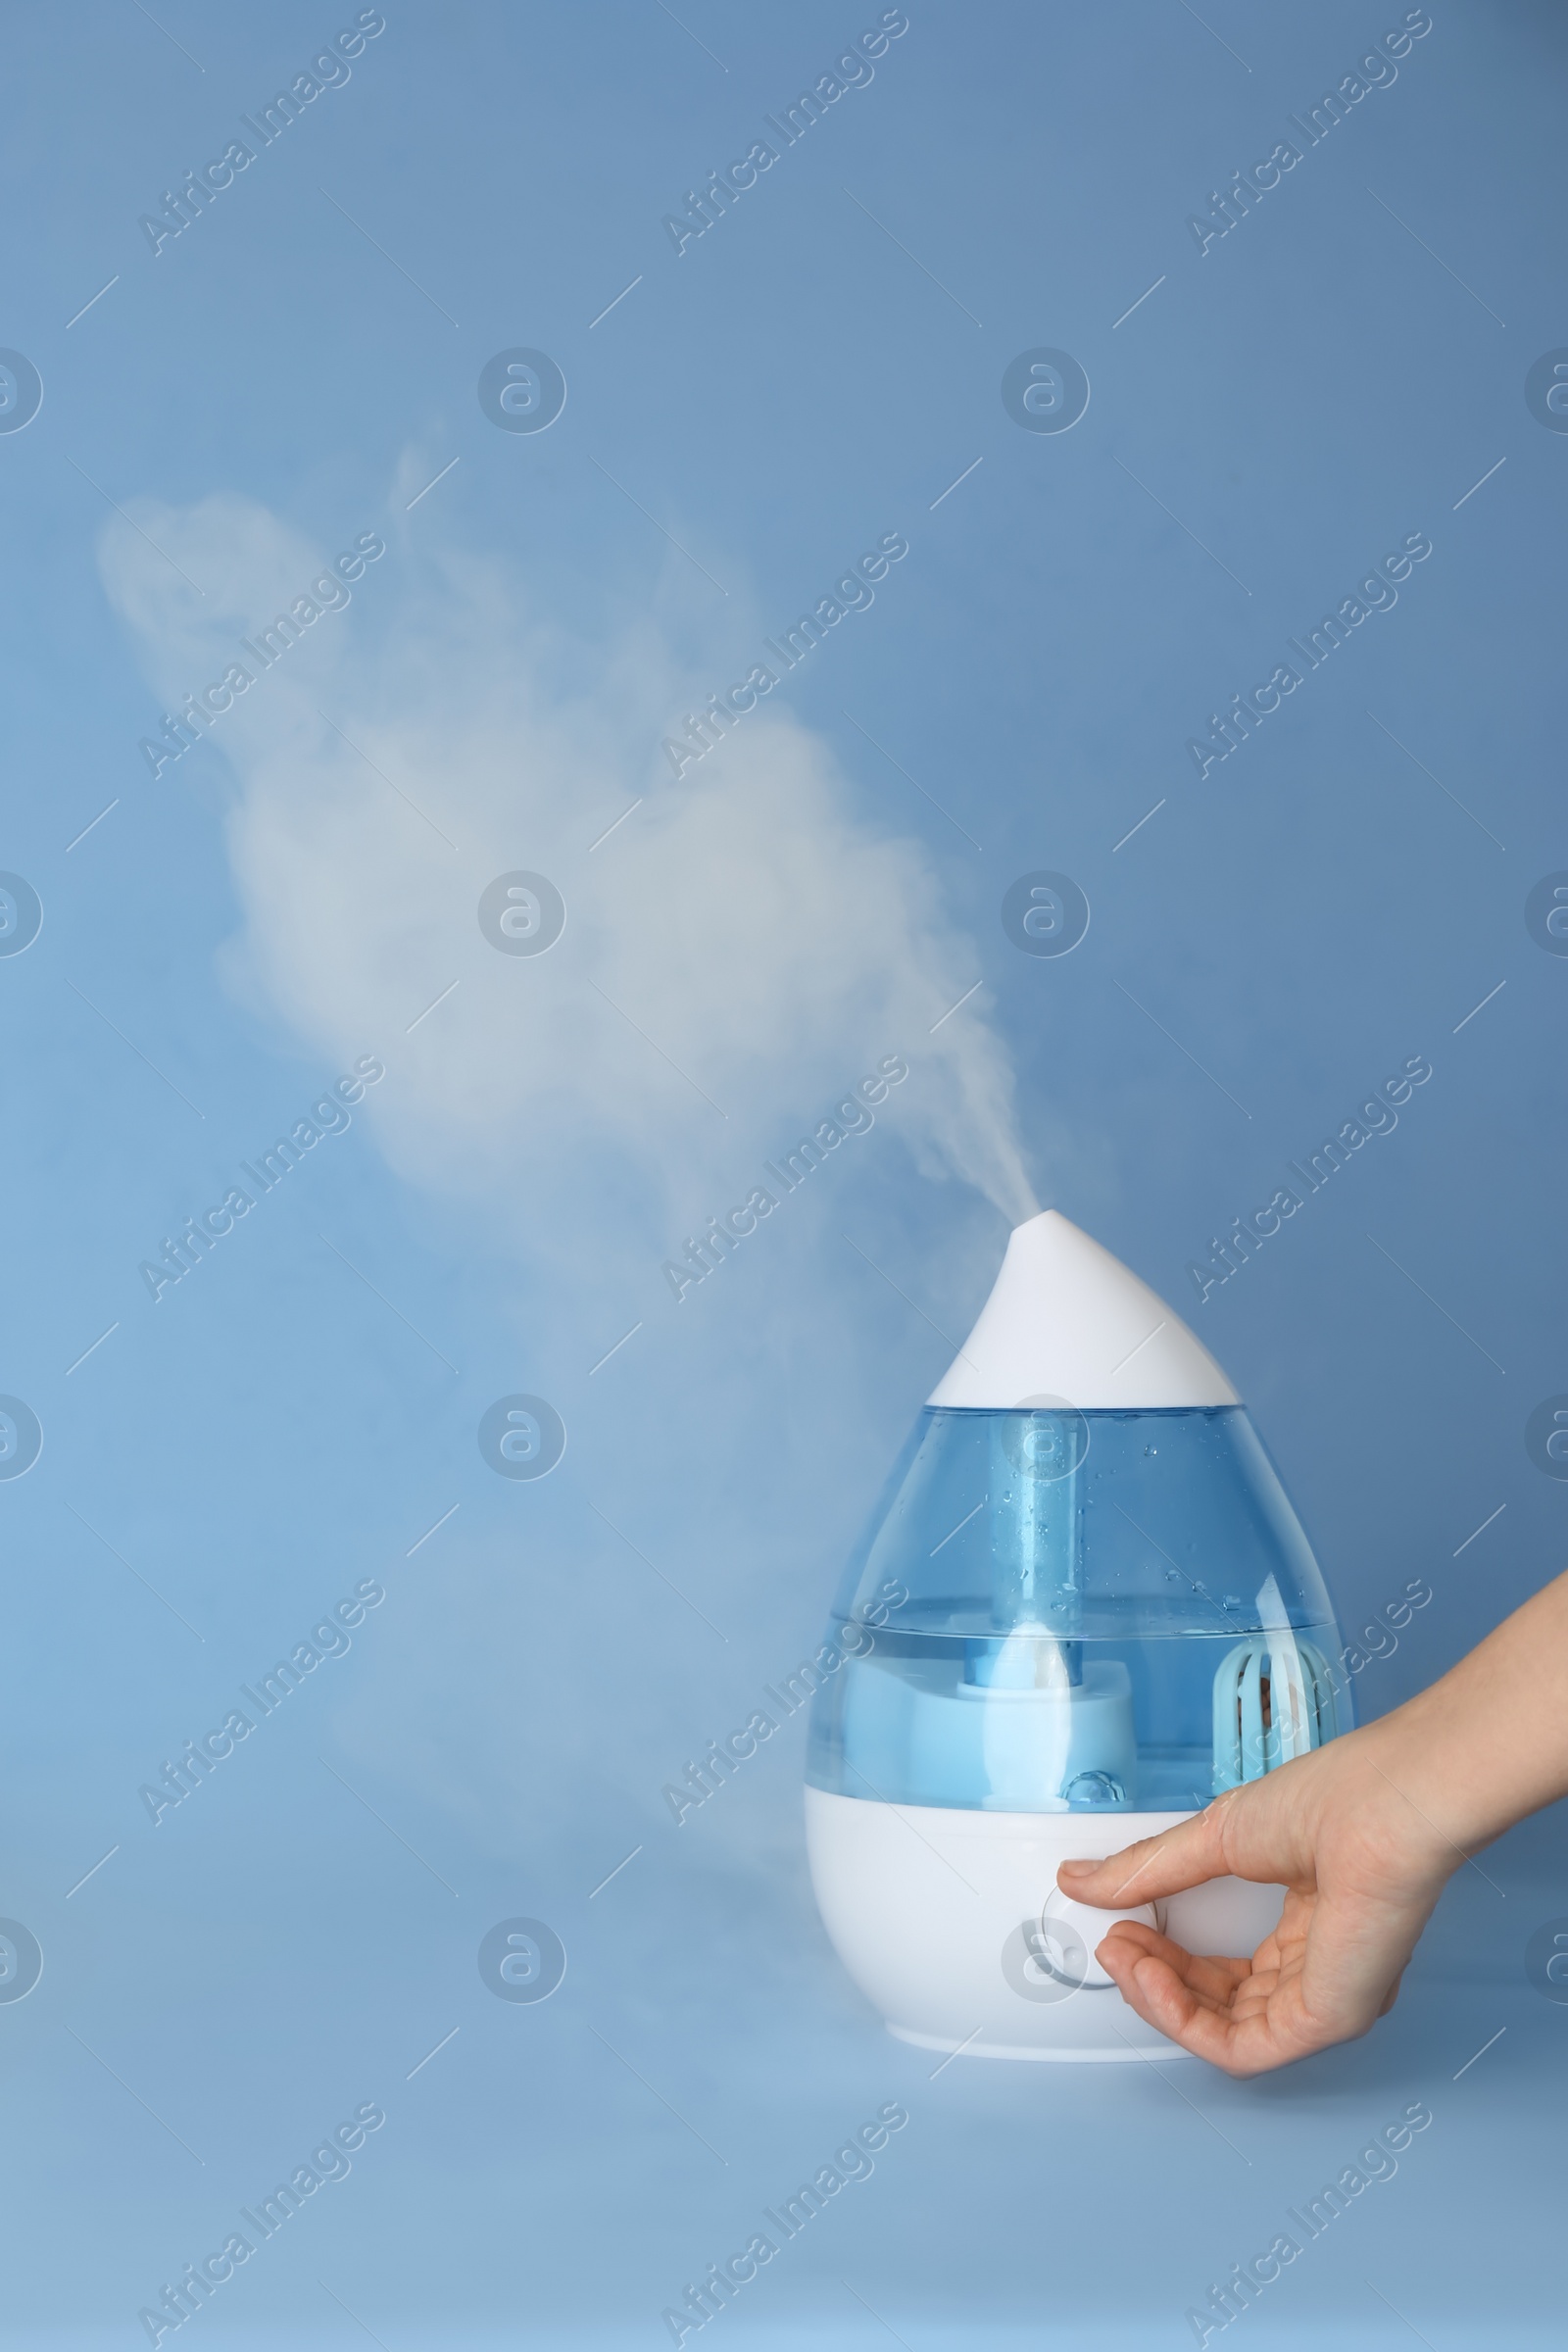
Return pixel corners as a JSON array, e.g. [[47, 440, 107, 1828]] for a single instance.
[[1056, 1803, 1232, 1908], [1095, 1932, 1257, 2027], [1097, 1945, 1251, 2064], [1103, 1948, 1323, 2077], [1097, 1920, 1251, 2003]]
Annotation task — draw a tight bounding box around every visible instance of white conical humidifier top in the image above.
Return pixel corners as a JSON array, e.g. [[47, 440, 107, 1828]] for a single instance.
[[927, 1208, 1239, 1410]]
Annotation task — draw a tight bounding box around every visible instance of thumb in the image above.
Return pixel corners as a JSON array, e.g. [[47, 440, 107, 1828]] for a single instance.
[[1056, 1801, 1236, 1909]]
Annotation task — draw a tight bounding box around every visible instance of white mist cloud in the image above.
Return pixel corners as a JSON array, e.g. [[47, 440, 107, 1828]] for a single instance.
[[99, 489, 1038, 1300], [99, 488, 1054, 1946]]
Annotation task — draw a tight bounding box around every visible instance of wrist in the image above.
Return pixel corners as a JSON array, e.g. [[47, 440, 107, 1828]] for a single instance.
[[1360, 1568, 1568, 1857], [1359, 1684, 1517, 1866], [1344, 1703, 1479, 1886]]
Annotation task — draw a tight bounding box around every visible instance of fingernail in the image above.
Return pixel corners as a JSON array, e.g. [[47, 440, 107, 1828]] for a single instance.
[[1057, 1858, 1102, 1879]]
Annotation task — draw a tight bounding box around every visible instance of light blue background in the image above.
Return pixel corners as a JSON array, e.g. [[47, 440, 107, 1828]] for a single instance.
[[2, 2, 1564, 2343]]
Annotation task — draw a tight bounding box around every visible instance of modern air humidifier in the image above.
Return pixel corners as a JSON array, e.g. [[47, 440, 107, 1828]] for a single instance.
[[805, 1208, 1347, 2061]]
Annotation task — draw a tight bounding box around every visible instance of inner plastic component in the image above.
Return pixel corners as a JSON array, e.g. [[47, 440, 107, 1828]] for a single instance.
[[1211, 1633, 1339, 1792]]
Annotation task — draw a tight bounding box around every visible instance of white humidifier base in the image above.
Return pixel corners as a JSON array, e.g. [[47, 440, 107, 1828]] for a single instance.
[[806, 1786, 1284, 2062]]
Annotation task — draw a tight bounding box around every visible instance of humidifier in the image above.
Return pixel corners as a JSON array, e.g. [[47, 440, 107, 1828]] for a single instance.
[[805, 1209, 1347, 2061]]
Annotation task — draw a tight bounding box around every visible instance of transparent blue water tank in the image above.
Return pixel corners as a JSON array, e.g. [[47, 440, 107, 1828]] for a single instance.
[[807, 1212, 1348, 1816]]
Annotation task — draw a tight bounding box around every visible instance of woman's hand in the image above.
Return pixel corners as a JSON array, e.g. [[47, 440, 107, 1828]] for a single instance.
[[1056, 1721, 1458, 2075], [1058, 1570, 1568, 2073]]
